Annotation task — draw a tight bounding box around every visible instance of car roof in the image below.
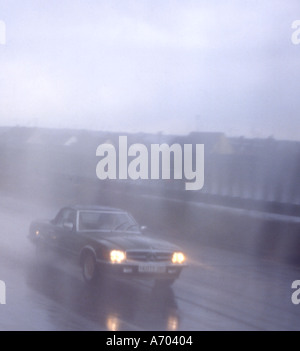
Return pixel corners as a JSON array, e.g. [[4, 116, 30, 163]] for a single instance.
[[68, 205, 126, 212]]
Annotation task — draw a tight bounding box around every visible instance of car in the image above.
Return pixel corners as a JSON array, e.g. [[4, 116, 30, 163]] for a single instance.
[[28, 205, 187, 286]]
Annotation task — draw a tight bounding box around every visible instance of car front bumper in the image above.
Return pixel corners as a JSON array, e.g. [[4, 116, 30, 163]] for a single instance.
[[97, 260, 186, 280]]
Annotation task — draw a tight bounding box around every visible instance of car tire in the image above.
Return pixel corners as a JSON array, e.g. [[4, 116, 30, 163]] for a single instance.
[[82, 253, 98, 284]]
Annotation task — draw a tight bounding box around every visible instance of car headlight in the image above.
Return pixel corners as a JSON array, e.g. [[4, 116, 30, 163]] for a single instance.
[[110, 250, 126, 263], [172, 252, 185, 264]]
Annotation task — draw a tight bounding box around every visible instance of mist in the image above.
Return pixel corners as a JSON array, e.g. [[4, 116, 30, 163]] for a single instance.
[[1, 1, 300, 332], [0, 1, 300, 139]]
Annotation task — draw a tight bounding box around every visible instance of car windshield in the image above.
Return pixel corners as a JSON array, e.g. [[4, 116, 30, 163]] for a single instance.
[[78, 211, 140, 232]]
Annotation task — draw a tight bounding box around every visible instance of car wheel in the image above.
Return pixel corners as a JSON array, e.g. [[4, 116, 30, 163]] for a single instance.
[[82, 253, 98, 284]]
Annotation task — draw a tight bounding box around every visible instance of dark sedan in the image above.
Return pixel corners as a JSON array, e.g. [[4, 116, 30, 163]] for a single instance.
[[28, 205, 187, 286]]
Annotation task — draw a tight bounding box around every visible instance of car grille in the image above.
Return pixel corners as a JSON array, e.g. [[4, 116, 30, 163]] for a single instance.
[[126, 251, 172, 262]]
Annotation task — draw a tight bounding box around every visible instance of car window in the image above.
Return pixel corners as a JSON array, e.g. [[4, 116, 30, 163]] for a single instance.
[[56, 209, 76, 228], [78, 211, 139, 232]]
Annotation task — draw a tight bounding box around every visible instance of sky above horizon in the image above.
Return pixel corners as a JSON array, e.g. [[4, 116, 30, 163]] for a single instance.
[[0, 1, 300, 140]]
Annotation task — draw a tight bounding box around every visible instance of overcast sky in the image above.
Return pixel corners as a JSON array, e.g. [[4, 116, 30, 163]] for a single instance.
[[0, 1, 299, 140]]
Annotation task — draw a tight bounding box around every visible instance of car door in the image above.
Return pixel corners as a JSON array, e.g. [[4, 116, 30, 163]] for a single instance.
[[53, 208, 78, 260]]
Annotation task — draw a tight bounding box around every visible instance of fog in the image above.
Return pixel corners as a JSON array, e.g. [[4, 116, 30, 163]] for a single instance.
[[1, 1, 300, 139], [1, 1, 300, 331]]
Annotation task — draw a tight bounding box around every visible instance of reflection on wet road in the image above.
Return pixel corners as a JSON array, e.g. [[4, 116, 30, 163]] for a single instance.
[[26, 262, 179, 331]]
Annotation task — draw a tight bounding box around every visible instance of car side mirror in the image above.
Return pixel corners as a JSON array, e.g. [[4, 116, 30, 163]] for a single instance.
[[63, 222, 74, 231]]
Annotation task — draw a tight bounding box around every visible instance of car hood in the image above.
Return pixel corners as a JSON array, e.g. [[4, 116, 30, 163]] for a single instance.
[[84, 231, 181, 252]]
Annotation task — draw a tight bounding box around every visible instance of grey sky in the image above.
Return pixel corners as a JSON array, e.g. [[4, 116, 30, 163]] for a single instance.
[[0, 1, 299, 140]]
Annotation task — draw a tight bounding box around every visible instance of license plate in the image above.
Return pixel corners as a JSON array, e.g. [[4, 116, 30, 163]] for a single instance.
[[138, 265, 166, 273]]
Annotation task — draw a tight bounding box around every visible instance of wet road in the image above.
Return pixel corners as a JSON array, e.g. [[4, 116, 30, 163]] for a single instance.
[[0, 195, 300, 330]]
